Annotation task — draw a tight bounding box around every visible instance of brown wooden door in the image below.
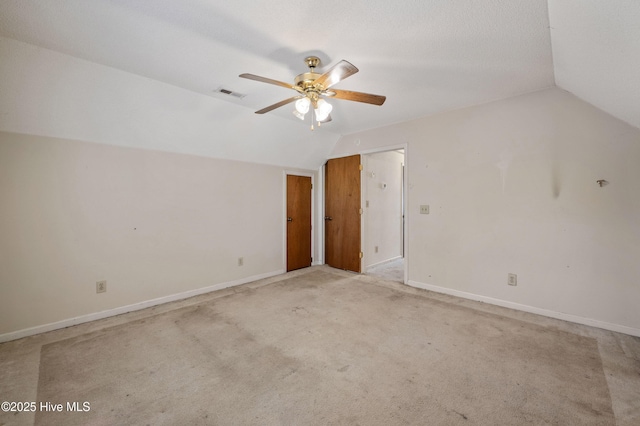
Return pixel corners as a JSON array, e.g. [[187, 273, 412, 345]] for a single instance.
[[325, 155, 361, 272], [287, 175, 312, 271]]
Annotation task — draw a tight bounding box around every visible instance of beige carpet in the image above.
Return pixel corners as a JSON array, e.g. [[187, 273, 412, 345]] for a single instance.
[[32, 268, 615, 425], [366, 257, 404, 282]]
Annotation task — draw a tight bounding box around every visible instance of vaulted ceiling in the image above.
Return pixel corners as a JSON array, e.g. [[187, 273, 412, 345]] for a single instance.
[[0, 1, 638, 169]]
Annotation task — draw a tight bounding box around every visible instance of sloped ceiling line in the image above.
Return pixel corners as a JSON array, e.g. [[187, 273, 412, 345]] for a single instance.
[[0, 0, 637, 170]]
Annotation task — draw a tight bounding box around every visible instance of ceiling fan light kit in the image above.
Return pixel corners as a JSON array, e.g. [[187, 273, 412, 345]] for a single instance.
[[240, 56, 386, 130], [295, 97, 311, 114], [314, 99, 333, 121]]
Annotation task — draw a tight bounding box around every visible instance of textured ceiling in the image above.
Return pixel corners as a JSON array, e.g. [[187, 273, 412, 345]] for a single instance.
[[0, 1, 637, 169]]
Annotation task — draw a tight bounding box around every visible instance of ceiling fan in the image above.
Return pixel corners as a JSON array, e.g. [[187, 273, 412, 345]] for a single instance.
[[240, 56, 386, 129]]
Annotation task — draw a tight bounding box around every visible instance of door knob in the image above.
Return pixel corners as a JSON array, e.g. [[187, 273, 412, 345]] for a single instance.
[[324, 216, 332, 221], [287, 217, 293, 222]]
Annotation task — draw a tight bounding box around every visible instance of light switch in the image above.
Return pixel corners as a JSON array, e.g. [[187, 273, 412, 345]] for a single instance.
[[420, 205, 429, 214]]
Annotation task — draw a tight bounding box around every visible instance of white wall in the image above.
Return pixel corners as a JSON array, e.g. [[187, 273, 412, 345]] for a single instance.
[[0, 36, 338, 171], [331, 88, 640, 335], [363, 150, 404, 268], [0, 132, 316, 338]]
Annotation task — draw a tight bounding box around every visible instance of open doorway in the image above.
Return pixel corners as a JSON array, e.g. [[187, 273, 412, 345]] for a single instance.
[[362, 149, 405, 283]]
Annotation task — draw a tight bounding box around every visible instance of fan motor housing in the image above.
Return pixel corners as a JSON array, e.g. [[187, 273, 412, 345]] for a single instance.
[[295, 72, 323, 91]]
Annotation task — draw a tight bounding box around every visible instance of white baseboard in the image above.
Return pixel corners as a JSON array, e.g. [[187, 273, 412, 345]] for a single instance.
[[364, 256, 403, 271], [407, 280, 640, 338], [0, 269, 285, 343]]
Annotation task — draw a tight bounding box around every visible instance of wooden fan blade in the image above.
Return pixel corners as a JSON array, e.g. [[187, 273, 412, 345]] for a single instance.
[[255, 96, 300, 114], [239, 73, 295, 90], [329, 89, 386, 106], [313, 60, 359, 89]]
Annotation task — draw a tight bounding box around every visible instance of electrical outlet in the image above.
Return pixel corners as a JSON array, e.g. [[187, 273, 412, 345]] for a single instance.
[[375, 246, 379, 253], [508, 273, 517, 286], [238, 257, 243, 266], [420, 205, 429, 214], [96, 280, 107, 293]]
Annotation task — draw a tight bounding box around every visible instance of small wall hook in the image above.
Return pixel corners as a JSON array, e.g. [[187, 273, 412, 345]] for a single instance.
[[597, 179, 608, 187]]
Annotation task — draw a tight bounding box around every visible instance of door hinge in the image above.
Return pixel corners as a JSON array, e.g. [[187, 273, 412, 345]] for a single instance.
[[311, 183, 313, 189], [359, 164, 363, 171], [359, 252, 363, 259], [359, 208, 363, 215]]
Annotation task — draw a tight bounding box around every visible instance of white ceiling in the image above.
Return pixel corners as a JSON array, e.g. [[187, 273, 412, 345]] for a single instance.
[[548, 0, 640, 132], [0, 1, 637, 169]]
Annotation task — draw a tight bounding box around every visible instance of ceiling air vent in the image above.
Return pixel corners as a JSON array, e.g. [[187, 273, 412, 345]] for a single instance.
[[214, 87, 246, 99]]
